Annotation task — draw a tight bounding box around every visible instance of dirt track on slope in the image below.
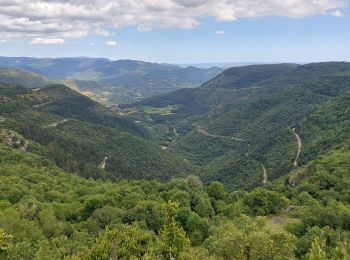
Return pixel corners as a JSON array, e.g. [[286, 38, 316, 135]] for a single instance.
[[292, 128, 302, 167], [44, 119, 69, 128], [196, 124, 245, 142], [262, 164, 267, 184], [98, 156, 108, 169]]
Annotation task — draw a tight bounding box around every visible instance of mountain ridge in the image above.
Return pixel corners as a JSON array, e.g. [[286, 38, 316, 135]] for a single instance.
[[123, 62, 350, 189]]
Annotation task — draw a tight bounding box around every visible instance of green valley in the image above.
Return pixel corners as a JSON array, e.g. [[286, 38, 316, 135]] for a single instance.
[[0, 83, 194, 181], [1, 62, 350, 259], [125, 62, 350, 189]]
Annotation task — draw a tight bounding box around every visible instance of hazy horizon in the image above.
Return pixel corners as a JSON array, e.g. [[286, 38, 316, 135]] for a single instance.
[[0, 55, 346, 69]]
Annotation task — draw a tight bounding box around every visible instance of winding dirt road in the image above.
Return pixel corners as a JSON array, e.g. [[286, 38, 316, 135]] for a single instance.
[[44, 119, 69, 129], [292, 128, 302, 167], [173, 127, 178, 136], [32, 100, 55, 108], [262, 164, 267, 185], [246, 152, 267, 185], [195, 123, 267, 184], [195, 124, 245, 142], [98, 156, 108, 169]]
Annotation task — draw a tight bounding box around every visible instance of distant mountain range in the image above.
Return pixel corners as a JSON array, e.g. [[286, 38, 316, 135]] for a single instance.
[[0, 57, 223, 104], [177, 62, 277, 68]]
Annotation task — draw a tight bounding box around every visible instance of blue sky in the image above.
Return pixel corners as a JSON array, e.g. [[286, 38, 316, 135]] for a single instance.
[[0, 0, 349, 63]]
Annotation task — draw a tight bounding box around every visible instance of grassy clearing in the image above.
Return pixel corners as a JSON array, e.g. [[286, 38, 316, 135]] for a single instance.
[[266, 215, 300, 232], [141, 105, 176, 115]]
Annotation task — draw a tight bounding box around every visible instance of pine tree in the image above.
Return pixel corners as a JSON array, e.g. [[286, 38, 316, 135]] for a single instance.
[[0, 228, 12, 252], [158, 202, 190, 259], [307, 237, 327, 260]]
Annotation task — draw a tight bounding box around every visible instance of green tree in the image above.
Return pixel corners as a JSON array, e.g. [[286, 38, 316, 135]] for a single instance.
[[91, 206, 124, 229], [167, 189, 191, 208], [244, 188, 289, 215], [207, 181, 226, 200], [175, 207, 192, 228], [35, 236, 69, 260], [0, 228, 12, 251], [306, 237, 327, 260], [38, 207, 64, 239], [185, 212, 209, 246], [191, 191, 214, 218], [330, 240, 350, 259], [87, 224, 153, 259], [127, 201, 163, 232], [186, 175, 203, 189], [158, 202, 190, 259], [205, 215, 295, 260]]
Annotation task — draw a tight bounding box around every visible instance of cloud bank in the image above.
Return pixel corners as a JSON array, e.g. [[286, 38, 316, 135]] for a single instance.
[[29, 37, 65, 45], [215, 30, 226, 35], [0, 0, 347, 43], [106, 41, 117, 46]]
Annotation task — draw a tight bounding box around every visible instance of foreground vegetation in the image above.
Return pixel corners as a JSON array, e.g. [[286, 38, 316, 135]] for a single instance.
[[1, 143, 350, 259]]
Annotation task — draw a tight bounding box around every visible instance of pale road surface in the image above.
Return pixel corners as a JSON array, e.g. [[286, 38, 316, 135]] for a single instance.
[[292, 128, 302, 167], [194, 124, 268, 184], [195, 124, 245, 142], [44, 119, 69, 129], [32, 100, 55, 108], [99, 156, 108, 169], [19, 140, 28, 152], [173, 127, 178, 136], [262, 164, 267, 184]]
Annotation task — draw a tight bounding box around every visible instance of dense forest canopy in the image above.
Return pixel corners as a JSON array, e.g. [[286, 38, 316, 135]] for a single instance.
[[125, 62, 350, 189]]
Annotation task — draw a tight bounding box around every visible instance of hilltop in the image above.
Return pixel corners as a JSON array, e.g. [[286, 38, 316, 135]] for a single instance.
[[0, 68, 53, 88]]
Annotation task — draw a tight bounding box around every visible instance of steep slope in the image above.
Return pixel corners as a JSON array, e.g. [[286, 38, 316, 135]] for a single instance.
[[124, 62, 350, 190], [0, 83, 194, 181], [201, 63, 297, 89], [34, 84, 149, 138], [122, 63, 298, 117], [0, 68, 53, 88]]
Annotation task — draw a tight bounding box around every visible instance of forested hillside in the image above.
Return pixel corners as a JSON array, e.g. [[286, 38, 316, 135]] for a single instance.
[[0, 68, 53, 88], [0, 83, 193, 181], [125, 62, 350, 189]]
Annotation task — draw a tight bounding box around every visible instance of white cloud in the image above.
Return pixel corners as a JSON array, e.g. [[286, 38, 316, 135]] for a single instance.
[[215, 30, 226, 35], [0, 39, 7, 43], [0, 0, 347, 41], [95, 29, 112, 37], [29, 37, 65, 45], [90, 42, 95, 46], [106, 41, 117, 46], [331, 10, 344, 16]]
